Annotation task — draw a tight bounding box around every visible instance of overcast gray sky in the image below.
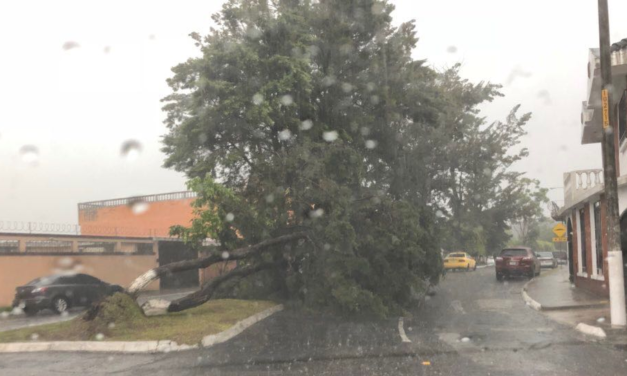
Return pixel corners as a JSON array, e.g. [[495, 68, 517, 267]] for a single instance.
[[1, 0, 626, 223]]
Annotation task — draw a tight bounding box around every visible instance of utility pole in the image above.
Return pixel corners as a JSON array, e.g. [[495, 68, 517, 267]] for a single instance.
[[597, 0, 626, 328]]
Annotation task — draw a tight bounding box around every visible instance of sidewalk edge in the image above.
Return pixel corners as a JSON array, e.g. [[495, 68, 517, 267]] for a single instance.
[[521, 280, 542, 311], [0, 304, 283, 354]]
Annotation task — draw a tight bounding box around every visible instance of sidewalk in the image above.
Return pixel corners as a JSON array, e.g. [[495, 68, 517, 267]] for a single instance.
[[524, 267, 627, 346]]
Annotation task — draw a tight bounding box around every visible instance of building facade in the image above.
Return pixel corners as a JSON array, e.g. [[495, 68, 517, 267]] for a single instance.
[[556, 38, 627, 296]]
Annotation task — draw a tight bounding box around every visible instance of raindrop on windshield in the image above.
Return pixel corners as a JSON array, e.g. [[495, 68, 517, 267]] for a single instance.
[[265, 194, 275, 203], [103, 46, 111, 54], [309, 208, 324, 219], [221, 251, 230, 260], [19, 145, 40, 165], [322, 76, 336, 87], [0, 311, 9, 319], [597, 317, 606, 323], [371, 2, 385, 15], [280, 95, 293, 106], [245, 27, 262, 40], [131, 201, 150, 215], [300, 120, 313, 131], [341, 83, 353, 93], [225, 213, 235, 222], [252, 93, 264, 105], [95, 333, 105, 341], [30, 333, 39, 341], [120, 140, 142, 161], [365, 140, 377, 149], [279, 129, 292, 141], [360, 127, 370, 136], [323, 131, 338, 142], [149, 34, 156, 40], [446, 46, 458, 53], [108, 322, 116, 329], [370, 95, 380, 104], [62, 41, 80, 51], [460, 337, 471, 343]]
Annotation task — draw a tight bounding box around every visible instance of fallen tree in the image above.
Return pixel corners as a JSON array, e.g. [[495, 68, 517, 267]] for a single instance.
[[127, 232, 309, 314]]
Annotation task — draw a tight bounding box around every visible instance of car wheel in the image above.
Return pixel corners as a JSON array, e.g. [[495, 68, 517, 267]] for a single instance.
[[52, 296, 69, 314], [467, 264, 470, 272]]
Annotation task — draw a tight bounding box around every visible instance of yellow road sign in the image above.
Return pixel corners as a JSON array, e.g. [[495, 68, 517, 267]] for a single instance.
[[602, 89, 610, 129], [552, 223, 566, 238], [553, 236, 567, 243]]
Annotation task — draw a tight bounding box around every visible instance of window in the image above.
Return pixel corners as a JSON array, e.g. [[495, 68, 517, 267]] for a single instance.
[[500, 249, 527, 257], [620, 90, 627, 145], [593, 201, 603, 275], [76, 274, 103, 285], [448, 253, 466, 258], [579, 208, 587, 273]]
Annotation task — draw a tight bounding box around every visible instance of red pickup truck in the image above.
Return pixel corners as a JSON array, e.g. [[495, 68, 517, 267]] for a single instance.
[[495, 247, 541, 281]]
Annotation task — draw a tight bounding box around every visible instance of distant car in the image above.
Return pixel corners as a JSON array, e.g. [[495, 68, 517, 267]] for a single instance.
[[552, 251, 567, 265], [537, 251, 558, 269], [495, 247, 541, 281], [486, 256, 495, 266], [12, 273, 124, 315], [444, 252, 477, 271]]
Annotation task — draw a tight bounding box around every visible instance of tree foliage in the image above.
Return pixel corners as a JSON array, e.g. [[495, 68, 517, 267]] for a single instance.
[[161, 0, 539, 316]]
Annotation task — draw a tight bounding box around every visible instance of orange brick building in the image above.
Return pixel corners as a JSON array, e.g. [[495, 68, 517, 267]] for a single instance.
[[78, 191, 197, 237]]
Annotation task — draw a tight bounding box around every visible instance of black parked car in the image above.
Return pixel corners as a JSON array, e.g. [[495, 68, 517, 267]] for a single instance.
[[12, 273, 124, 315]]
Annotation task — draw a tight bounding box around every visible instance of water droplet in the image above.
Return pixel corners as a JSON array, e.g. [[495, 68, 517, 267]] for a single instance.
[[221, 251, 230, 260], [309, 208, 324, 219], [597, 317, 605, 323], [323, 244, 331, 251], [360, 127, 370, 136], [265, 194, 275, 203], [371, 3, 385, 15], [322, 76, 336, 87], [370, 95, 380, 105], [20, 145, 40, 165], [62, 41, 80, 50], [198, 133, 208, 144], [300, 120, 313, 131], [252, 93, 264, 105], [12, 307, 23, 315], [120, 140, 142, 161], [30, 333, 39, 341], [341, 83, 353, 93], [225, 213, 235, 222], [149, 34, 156, 40], [95, 333, 105, 341], [323, 131, 338, 142], [131, 201, 150, 215], [365, 140, 377, 149], [103, 46, 111, 54], [245, 27, 262, 40], [279, 129, 292, 141], [482, 168, 492, 176], [58, 257, 73, 268], [0, 311, 9, 319], [197, 356, 203, 363], [446, 46, 458, 53], [280, 95, 293, 106], [460, 337, 471, 343], [366, 82, 376, 92], [61, 311, 69, 317], [108, 322, 116, 329], [435, 210, 444, 218]]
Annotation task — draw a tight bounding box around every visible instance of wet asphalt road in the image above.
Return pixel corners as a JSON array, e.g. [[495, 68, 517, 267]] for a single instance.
[[1, 267, 626, 375]]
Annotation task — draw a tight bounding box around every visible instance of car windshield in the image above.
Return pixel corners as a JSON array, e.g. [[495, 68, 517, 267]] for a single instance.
[[3, 1, 627, 375]]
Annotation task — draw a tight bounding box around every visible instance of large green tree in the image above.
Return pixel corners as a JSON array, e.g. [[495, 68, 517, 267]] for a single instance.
[[160, 0, 539, 315]]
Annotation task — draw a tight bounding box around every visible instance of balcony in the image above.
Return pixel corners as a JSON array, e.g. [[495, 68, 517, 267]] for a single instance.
[[563, 169, 604, 209]]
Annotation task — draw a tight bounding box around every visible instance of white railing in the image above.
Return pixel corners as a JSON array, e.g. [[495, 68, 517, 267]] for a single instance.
[[563, 169, 604, 208]]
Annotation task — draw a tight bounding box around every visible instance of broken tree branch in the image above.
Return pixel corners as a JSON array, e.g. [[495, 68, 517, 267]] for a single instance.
[[128, 231, 308, 295]]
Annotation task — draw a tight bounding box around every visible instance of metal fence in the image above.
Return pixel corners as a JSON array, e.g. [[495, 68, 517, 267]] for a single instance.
[[0, 220, 174, 238]]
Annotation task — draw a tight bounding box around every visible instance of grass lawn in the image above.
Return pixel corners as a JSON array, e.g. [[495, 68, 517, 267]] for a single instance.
[[0, 296, 277, 345]]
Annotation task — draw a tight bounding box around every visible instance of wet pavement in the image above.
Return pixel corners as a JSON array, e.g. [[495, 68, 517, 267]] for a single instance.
[[1, 267, 627, 375], [526, 267, 609, 309]]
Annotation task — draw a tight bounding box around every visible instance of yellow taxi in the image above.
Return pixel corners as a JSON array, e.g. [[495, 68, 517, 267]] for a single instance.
[[443, 252, 477, 271]]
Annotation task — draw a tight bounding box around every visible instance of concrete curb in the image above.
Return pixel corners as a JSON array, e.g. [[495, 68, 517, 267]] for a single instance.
[[575, 323, 607, 338], [521, 280, 542, 311], [0, 304, 283, 354]]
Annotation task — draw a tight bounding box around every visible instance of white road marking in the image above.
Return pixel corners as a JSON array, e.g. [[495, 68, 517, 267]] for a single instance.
[[398, 317, 411, 343]]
